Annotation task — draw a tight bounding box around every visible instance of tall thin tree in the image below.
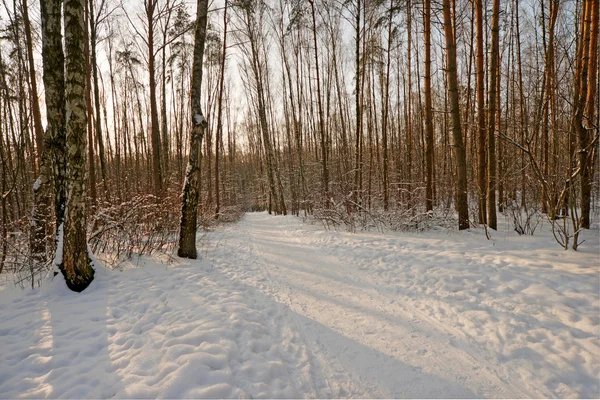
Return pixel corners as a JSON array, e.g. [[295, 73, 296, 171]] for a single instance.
[[487, 0, 500, 230], [309, 0, 328, 201], [178, 0, 209, 259], [424, 0, 434, 212], [215, 0, 228, 219], [476, 0, 486, 224], [441, 0, 469, 230]]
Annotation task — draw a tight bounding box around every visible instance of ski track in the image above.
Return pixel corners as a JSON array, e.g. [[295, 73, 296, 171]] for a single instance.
[[1, 211, 598, 398], [214, 212, 598, 398]]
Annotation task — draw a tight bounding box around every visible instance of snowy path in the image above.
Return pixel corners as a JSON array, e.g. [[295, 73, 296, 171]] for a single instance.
[[214, 213, 599, 398], [1, 212, 598, 398], [231, 215, 514, 398]]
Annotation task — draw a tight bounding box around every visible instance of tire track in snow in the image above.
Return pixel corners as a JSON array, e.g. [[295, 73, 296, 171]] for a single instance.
[[235, 213, 524, 398], [298, 229, 587, 398], [210, 221, 325, 398], [233, 219, 350, 398], [355, 270, 540, 398], [302, 233, 541, 397]]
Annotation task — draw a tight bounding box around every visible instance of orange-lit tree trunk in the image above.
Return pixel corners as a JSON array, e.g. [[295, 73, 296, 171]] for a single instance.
[[442, 0, 469, 230], [575, 0, 593, 229], [424, 0, 434, 212], [580, 0, 598, 229], [475, 0, 486, 224]]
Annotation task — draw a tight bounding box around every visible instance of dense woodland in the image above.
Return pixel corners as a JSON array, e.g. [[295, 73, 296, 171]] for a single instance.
[[0, 0, 598, 290]]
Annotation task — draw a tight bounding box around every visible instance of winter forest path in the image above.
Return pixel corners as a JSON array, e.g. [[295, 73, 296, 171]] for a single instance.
[[208, 212, 598, 398], [1, 212, 597, 398]]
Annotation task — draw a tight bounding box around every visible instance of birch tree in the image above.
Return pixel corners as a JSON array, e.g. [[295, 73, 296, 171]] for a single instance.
[[178, 0, 208, 259], [62, 0, 95, 291]]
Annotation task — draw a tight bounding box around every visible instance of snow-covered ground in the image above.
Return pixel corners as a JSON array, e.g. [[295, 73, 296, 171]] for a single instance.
[[0, 212, 598, 398]]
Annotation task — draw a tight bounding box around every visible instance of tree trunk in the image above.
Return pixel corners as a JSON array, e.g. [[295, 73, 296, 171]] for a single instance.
[[580, 0, 598, 229], [515, 1, 527, 208], [487, 0, 500, 230], [476, 0, 487, 224], [89, 0, 109, 200], [215, 1, 228, 219], [0, 110, 7, 275], [353, 0, 361, 209], [147, 0, 163, 197], [25, 0, 51, 274], [406, 0, 413, 210], [424, 0, 434, 212], [541, 0, 560, 215], [161, 1, 172, 183], [442, 0, 469, 230], [309, 0, 328, 202], [41, 0, 67, 233], [23, 0, 45, 165], [62, 0, 95, 292], [574, 0, 591, 229], [84, 0, 97, 209], [178, 0, 208, 259]]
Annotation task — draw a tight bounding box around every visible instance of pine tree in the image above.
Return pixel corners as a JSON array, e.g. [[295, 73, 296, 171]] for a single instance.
[[441, 0, 469, 230]]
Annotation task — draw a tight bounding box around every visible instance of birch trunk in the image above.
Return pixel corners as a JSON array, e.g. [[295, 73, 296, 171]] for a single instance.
[[40, 0, 67, 233], [178, 0, 208, 259], [62, 0, 95, 291]]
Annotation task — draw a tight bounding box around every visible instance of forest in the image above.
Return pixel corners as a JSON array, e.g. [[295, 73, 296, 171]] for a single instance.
[[0, 0, 598, 286], [0, 0, 598, 398]]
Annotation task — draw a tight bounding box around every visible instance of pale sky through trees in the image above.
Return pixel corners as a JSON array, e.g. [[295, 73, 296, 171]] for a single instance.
[[0, 0, 598, 397]]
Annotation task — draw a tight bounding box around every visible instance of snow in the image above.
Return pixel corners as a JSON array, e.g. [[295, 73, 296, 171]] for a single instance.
[[53, 224, 64, 269], [1, 212, 598, 398]]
